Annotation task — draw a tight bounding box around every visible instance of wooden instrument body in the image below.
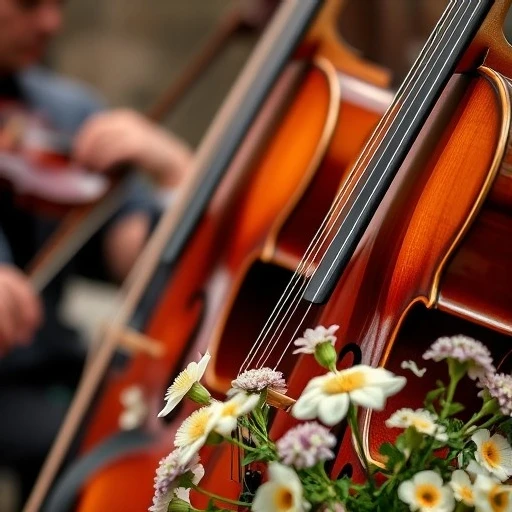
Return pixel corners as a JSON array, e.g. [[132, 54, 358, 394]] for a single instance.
[[73, 55, 392, 511]]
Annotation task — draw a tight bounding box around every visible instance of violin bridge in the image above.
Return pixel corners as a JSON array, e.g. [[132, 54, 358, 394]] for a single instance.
[[266, 389, 296, 412]]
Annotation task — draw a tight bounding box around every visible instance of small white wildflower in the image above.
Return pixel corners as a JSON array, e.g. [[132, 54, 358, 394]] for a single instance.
[[276, 421, 336, 469], [449, 470, 474, 506], [292, 365, 406, 426], [398, 470, 454, 512], [158, 352, 211, 417], [174, 406, 220, 465], [472, 429, 512, 482], [229, 367, 287, 396], [119, 386, 148, 431], [209, 392, 260, 436], [423, 335, 495, 380], [385, 408, 448, 442], [293, 325, 339, 354], [252, 462, 311, 512]]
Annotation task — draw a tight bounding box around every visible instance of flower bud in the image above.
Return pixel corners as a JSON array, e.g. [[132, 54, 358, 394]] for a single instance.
[[314, 341, 337, 371], [187, 382, 211, 405]]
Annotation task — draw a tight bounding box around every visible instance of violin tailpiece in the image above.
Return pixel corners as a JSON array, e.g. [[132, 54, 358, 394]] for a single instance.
[[266, 389, 296, 412]]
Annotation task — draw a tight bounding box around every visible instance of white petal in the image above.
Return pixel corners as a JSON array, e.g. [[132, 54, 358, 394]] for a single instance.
[[157, 393, 184, 417], [252, 482, 279, 512], [318, 394, 349, 426], [349, 387, 386, 410], [174, 488, 190, 501], [196, 351, 211, 379], [397, 480, 415, 505], [215, 416, 238, 436], [471, 429, 490, 446], [292, 395, 322, 420]]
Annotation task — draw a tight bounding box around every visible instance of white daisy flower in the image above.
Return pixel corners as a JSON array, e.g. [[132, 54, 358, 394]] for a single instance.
[[174, 406, 220, 465], [472, 429, 512, 482], [450, 470, 474, 506], [398, 470, 454, 512], [292, 365, 406, 426], [385, 408, 448, 442], [473, 474, 512, 512], [209, 392, 260, 436], [293, 325, 339, 354], [158, 352, 211, 417], [252, 462, 311, 512]]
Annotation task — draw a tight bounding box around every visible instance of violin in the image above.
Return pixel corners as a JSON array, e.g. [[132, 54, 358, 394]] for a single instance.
[[0, 102, 108, 211], [25, 1, 395, 510]]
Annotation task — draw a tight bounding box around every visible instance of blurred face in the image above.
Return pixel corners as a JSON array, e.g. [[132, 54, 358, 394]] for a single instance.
[[0, 0, 63, 73]]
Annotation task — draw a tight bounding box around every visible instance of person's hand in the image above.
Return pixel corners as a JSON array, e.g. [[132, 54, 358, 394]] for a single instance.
[[73, 109, 193, 187], [0, 265, 42, 355]]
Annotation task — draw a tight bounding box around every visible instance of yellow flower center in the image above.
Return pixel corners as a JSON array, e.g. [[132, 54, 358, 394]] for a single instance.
[[186, 408, 210, 441], [482, 440, 502, 468], [322, 371, 366, 394], [274, 486, 294, 510], [172, 369, 195, 394], [415, 484, 441, 507], [222, 402, 239, 417], [411, 418, 432, 431], [489, 484, 510, 512]]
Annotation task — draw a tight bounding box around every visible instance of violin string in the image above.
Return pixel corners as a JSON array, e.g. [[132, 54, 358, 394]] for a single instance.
[[304, 0, 474, 307], [261, 0, 471, 369], [239, 0, 467, 373], [239, 0, 463, 373]]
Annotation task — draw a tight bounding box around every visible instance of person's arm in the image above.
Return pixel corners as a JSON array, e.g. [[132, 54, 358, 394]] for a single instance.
[[72, 109, 193, 281]]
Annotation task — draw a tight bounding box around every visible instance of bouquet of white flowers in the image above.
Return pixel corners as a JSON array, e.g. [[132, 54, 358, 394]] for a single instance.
[[149, 326, 512, 512]]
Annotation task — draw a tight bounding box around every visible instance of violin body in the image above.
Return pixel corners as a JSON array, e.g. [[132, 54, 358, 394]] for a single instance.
[[69, 14, 394, 511], [0, 101, 108, 215]]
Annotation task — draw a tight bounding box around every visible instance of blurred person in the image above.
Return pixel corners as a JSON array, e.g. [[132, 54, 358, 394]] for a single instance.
[[0, 0, 192, 505]]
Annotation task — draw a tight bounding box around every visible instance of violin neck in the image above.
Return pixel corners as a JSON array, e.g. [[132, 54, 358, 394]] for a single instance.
[[303, 0, 493, 304]]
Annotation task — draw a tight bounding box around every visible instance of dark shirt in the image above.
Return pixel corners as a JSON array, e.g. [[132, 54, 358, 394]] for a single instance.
[[0, 66, 158, 383]]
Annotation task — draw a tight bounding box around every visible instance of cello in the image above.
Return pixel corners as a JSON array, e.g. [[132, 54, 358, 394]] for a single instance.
[[26, 0, 394, 510]]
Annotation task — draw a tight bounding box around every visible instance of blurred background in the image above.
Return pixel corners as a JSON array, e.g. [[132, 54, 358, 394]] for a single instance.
[[44, 0, 449, 346]]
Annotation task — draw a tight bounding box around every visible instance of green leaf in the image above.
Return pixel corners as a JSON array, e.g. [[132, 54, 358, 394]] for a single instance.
[[425, 386, 445, 405], [440, 401, 465, 417]]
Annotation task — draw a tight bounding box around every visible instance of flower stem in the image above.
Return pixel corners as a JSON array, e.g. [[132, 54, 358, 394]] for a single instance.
[[348, 405, 375, 489], [225, 435, 260, 453], [475, 414, 503, 432], [191, 483, 250, 507], [440, 361, 464, 420]]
